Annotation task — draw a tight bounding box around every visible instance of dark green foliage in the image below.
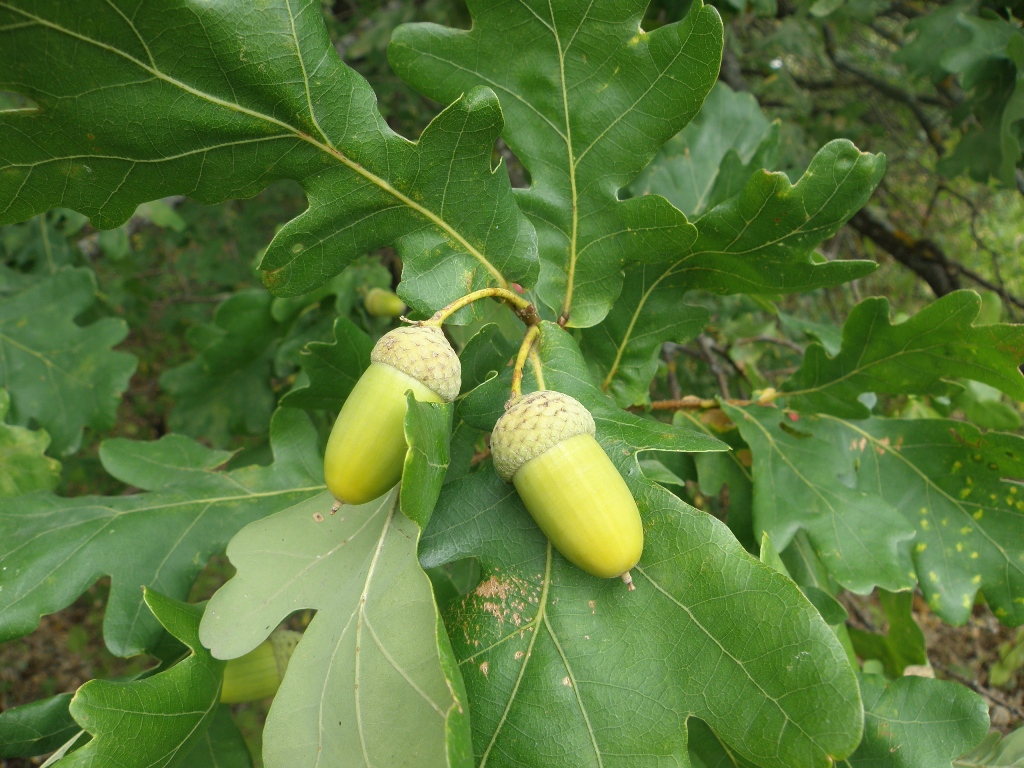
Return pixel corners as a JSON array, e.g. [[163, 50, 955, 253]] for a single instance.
[[0, 1, 1020, 766]]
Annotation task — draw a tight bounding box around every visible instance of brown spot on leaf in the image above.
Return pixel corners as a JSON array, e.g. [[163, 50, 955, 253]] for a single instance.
[[475, 576, 512, 600]]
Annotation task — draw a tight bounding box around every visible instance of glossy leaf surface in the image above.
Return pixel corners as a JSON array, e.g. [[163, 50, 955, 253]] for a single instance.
[[0, 0, 537, 317], [420, 323, 863, 768], [391, 0, 723, 327]]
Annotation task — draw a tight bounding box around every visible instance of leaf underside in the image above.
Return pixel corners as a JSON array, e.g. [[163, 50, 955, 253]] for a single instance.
[[201, 398, 470, 768]]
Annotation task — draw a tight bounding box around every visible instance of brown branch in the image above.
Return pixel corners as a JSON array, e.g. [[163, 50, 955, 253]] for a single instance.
[[698, 334, 733, 399], [627, 396, 754, 413], [662, 345, 682, 401], [848, 207, 1024, 312], [734, 335, 805, 354], [930, 660, 1024, 722], [954, 263, 1024, 313], [936, 183, 1018, 318], [848, 208, 961, 296]]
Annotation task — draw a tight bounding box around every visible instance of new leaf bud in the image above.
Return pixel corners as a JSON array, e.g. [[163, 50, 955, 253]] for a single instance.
[[364, 287, 406, 317]]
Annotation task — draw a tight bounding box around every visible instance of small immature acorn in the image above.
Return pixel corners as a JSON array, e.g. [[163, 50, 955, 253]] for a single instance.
[[324, 325, 460, 506], [490, 390, 644, 583], [364, 287, 407, 318], [220, 629, 301, 704]]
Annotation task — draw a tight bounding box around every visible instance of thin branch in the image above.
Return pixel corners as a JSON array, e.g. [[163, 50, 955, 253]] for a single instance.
[[734, 335, 805, 354], [849, 206, 1024, 312], [697, 334, 732, 399], [954, 263, 1024, 313], [848, 207, 961, 296], [662, 344, 682, 401], [936, 183, 1016, 318], [930, 660, 1024, 722]]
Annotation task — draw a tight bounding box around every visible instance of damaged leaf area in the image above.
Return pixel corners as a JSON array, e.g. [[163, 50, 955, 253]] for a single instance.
[[729, 404, 1024, 626], [419, 325, 863, 768]]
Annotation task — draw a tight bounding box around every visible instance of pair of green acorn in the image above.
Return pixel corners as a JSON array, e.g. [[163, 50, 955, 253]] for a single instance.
[[323, 324, 644, 584]]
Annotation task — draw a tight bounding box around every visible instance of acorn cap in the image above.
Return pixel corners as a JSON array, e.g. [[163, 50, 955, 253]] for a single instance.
[[371, 325, 461, 403], [490, 390, 596, 482]]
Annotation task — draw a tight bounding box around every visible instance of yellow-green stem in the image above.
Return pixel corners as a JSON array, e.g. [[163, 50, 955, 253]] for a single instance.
[[424, 287, 538, 328], [510, 325, 541, 401]]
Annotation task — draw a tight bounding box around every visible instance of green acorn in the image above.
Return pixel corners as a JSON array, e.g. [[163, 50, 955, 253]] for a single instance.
[[324, 325, 460, 506], [490, 390, 644, 583], [220, 629, 301, 704], [364, 287, 406, 318]]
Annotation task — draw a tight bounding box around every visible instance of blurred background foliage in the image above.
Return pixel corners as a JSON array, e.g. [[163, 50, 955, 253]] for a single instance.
[[2, 0, 1024, 764]]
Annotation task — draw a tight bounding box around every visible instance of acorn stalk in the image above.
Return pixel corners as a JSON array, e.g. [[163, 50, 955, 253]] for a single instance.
[[324, 325, 460, 506], [220, 629, 301, 704], [490, 390, 643, 581]]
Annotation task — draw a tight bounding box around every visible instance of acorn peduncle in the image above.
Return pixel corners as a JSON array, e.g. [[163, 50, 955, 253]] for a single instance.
[[423, 287, 538, 328], [509, 324, 541, 402]]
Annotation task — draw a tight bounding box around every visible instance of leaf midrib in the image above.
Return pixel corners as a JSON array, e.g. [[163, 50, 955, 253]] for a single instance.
[[0, 1, 508, 287], [783, 304, 1013, 402], [600, 149, 867, 389], [478, 541, 551, 767], [736, 408, 914, 587], [546, 0, 581, 321], [635, 565, 827, 758]]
